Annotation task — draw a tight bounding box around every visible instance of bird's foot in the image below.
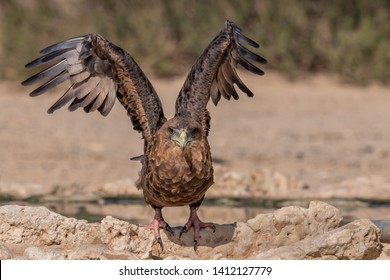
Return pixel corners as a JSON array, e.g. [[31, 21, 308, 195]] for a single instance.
[[140, 218, 174, 251], [139, 208, 173, 251], [179, 213, 216, 251]]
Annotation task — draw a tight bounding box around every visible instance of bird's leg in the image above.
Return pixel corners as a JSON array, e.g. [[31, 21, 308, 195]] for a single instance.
[[140, 206, 174, 251], [179, 199, 216, 251]]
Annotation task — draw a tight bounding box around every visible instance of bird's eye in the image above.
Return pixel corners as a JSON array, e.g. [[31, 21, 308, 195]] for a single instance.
[[191, 127, 200, 135], [168, 126, 180, 136]]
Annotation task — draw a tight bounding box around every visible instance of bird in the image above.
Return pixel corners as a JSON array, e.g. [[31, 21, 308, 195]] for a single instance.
[[22, 20, 266, 251]]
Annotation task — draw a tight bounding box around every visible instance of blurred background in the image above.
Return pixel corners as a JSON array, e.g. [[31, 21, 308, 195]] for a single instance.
[[1, 0, 390, 83], [1, 0, 390, 225]]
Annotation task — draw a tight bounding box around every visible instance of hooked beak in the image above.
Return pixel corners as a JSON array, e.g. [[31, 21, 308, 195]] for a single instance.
[[177, 130, 189, 149]]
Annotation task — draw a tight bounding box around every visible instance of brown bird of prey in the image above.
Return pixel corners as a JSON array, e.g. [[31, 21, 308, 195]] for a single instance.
[[22, 20, 266, 250]]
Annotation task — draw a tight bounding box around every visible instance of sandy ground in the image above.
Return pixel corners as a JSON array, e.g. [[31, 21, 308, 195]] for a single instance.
[[1, 71, 390, 190]]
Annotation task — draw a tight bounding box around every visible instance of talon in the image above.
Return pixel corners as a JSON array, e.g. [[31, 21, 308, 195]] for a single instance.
[[193, 239, 198, 252], [165, 224, 174, 236], [157, 237, 164, 252], [211, 224, 216, 233], [179, 226, 188, 239]]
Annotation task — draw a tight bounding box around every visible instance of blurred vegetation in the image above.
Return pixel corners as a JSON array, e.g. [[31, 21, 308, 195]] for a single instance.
[[1, 0, 389, 84]]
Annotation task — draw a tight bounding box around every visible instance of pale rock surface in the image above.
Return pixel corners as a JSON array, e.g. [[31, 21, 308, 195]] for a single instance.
[[254, 219, 381, 260], [100, 216, 154, 259], [23, 246, 66, 260], [0, 202, 385, 260], [0, 205, 99, 246], [376, 243, 390, 260], [0, 244, 12, 259]]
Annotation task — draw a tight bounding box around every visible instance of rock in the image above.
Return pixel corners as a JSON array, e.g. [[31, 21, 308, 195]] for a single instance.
[[23, 246, 65, 260], [247, 201, 341, 242], [100, 216, 153, 259], [133, 201, 342, 259], [376, 243, 390, 260], [0, 203, 385, 259], [254, 219, 381, 260], [0, 205, 99, 247], [0, 244, 12, 259], [65, 244, 133, 260]]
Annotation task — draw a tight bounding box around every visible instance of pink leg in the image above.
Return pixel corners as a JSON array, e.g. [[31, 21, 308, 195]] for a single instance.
[[140, 207, 173, 250], [179, 205, 216, 251]]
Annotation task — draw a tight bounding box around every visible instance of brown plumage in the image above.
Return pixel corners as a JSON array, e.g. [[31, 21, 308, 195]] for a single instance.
[[22, 20, 266, 250]]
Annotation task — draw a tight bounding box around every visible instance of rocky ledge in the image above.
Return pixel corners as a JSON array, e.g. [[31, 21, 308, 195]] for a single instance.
[[0, 201, 388, 260]]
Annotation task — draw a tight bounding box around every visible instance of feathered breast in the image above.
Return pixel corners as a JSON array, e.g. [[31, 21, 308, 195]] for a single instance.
[[143, 133, 213, 207]]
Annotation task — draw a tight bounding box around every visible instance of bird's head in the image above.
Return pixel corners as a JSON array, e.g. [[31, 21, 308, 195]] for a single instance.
[[165, 118, 202, 149]]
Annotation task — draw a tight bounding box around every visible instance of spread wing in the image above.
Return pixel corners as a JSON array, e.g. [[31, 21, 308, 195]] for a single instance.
[[22, 34, 166, 143], [175, 20, 266, 134]]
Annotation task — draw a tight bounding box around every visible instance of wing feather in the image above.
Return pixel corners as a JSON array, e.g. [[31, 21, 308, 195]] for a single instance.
[[29, 71, 70, 97], [39, 36, 86, 54], [210, 79, 220, 106], [23, 60, 68, 86], [236, 52, 264, 75], [220, 63, 239, 100], [175, 20, 266, 127], [237, 43, 267, 64], [22, 34, 166, 143]]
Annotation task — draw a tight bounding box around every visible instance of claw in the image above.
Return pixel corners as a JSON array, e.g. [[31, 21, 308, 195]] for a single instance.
[[165, 224, 174, 236], [193, 239, 198, 252], [179, 225, 188, 239], [157, 237, 164, 252], [179, 203, 218, 251]]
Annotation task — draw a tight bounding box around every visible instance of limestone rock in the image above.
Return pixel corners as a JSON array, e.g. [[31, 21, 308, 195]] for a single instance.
[[0, 203, 385, 260], [144, 201, 342, 259], [23, 246, 65, 260], [376, 243, 390, 260], [100, 216, 153, 259], [65, 244, 134, 260], [254, 219, 381, 259], [246, 201, 342, 246], [0, 205, 99, 247], [0, 244, 12, 259]]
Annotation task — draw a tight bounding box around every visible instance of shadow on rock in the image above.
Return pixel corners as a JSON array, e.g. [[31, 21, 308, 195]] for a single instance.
[[165, 223, 236, 249]]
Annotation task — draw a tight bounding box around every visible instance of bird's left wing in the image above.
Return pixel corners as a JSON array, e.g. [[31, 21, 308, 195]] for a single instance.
[[175, 20, 266, 134], [22, 34, 166, 143]]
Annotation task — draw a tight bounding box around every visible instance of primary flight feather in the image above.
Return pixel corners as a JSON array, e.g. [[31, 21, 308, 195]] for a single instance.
[[22, 20, 266, 250]]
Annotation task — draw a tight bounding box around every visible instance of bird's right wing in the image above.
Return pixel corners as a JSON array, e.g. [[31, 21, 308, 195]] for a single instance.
[[22, 34, 166, 143]]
